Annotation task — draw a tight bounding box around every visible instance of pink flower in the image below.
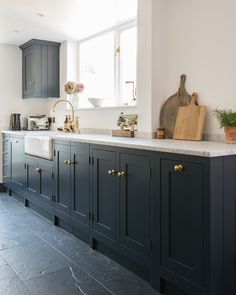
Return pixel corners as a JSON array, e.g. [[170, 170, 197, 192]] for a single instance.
[[75, 83, 85, 93]]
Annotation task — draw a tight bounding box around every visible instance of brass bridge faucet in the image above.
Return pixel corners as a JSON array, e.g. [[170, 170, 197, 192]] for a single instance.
[[52, 99, 79, 133]]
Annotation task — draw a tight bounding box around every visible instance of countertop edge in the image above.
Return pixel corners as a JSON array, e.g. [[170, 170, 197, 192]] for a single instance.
[[2, 130, 236, 158]]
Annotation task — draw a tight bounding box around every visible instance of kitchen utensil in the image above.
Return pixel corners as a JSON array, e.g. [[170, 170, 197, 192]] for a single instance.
[[9, 113, 21, 130], [159, 74, 192, 138], [173, 92, 207, 141]]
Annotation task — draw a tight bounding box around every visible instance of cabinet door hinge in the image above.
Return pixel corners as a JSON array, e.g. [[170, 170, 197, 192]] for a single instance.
[[54, 150, 56, 157], [91, 157, 94, 166], [52, 172, 54, 179], [149, 168, 152, 179], [24, 163, 26, 169]]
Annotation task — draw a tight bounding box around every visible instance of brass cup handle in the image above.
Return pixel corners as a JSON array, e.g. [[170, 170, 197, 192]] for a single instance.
[[35, 168, 41, 174], [174, 164, 184, 172], [108, 169, 116, 176], [117, 171, 126, 177]]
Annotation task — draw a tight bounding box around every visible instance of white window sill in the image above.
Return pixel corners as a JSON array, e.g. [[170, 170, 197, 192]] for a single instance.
[[76, 104, 137, 111]]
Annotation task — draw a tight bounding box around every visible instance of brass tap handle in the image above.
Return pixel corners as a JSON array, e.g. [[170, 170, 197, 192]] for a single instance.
[[174, 164, 184, 172], [117, 171, 126, 177], [108, 169, 116, 176], [35, 168, 41, 174]]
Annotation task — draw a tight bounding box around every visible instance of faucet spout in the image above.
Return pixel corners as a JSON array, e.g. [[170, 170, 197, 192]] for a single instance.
[[52, 99, 75, 123]]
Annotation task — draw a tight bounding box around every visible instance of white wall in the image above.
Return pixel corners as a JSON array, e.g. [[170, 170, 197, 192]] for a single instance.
[[159, 0, 236, 136]]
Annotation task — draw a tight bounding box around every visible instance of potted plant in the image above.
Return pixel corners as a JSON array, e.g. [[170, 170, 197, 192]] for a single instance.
[[214, 109, 236, 143]]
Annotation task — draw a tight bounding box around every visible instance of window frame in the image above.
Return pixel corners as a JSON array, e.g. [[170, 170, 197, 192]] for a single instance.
[[78, 18, 137, 107]]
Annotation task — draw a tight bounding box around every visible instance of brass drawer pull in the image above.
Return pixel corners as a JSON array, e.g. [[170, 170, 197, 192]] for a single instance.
[[117, 171, 126, 177], [174, 164, 184, 172], [108, 169, 116, 176], [35, 168, 41, 174]]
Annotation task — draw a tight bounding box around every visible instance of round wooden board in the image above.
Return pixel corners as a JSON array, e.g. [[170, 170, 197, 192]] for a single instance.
[[159, 75, 192, 138]]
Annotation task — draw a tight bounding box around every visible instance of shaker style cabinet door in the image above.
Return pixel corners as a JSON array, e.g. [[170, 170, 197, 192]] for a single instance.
[[91, 148, 118, 241], [22, 47, 34, 97], [25, 157, 53, 211], [119, 153, 151, 260], [160, 159, 205, 289], [70, 143, 90, 235], [54, 143, 71, 223]]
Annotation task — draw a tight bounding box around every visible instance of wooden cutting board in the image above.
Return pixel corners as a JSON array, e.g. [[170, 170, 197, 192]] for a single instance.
[[159, 74, 192, 138], [173, 92, 207, 141]]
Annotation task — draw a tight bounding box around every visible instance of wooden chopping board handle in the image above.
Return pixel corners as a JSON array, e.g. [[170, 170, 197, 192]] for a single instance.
[[190, 92, 198, 106], [177, 74, 187, 96]]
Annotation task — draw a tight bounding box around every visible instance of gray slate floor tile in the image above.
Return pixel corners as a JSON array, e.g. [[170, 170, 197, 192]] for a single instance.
[[1, 240, 72, 281], [0, 277, 31, 295], [24, 266, 112, 295], [0, 193, 160, 295]]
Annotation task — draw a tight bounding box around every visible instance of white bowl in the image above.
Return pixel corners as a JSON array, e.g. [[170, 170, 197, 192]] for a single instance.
[[88, 98, 104, 108]]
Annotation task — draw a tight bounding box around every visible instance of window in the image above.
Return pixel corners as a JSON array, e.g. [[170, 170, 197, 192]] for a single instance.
[[78, 0, 137, 108]]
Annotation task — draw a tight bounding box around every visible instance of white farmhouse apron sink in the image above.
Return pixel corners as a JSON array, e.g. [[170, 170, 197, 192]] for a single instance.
[[25, 135, 53, 160]]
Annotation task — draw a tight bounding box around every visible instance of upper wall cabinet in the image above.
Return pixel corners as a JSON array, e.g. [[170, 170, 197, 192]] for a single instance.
[[20, 39, 61, 99]]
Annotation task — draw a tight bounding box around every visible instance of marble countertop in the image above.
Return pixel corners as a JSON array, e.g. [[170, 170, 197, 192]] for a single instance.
[[2, 130, 235, 157]]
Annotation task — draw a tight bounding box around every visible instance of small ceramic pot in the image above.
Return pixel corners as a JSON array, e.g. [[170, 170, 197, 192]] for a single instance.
[[224, 126, 236, 143]]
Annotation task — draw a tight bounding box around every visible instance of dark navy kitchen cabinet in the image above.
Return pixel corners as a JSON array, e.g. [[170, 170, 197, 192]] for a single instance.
[[91, 146, 153, 279], [53, 140, 90, 241], [70, 142, 90, 241], [2, 134, 236, 295], [91, 148, 118, 242], [25, 155, 53, 214], [2, 135, 10, 186], [20, 39, 60, 99], [53, 142, 71, 224], [8, 136, 25, 190], [119, 152, 152, 264], [160, 159, 206, 293]]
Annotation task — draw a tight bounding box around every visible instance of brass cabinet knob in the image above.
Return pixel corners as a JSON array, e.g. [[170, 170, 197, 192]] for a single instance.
[[117, 171, 126, 177], [108, 169, 116, 176], [69, 160, 77, 165], [35, 168, 41, 174], [174, 164, 184, 172], [64, 160, 69, 165]]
